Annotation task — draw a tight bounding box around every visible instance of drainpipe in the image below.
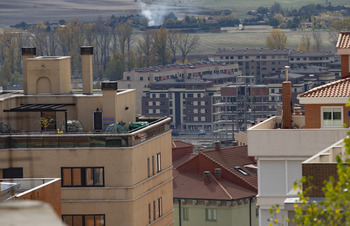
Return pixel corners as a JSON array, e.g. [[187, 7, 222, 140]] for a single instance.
[[178, 199, 182, 226], [249, 197, 252, 226]]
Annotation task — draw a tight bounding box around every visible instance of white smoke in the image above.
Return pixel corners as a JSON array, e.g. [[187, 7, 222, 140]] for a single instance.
[[140, 2, 169, 26]]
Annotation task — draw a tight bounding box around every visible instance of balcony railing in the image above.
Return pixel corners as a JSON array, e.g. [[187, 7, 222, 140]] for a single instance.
[[0, 117, 171, 149]]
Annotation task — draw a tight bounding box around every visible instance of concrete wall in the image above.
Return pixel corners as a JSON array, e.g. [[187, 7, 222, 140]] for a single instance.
[[0, 131, 173, 226]]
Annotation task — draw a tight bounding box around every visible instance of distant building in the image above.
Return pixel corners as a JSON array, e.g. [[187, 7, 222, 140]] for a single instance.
[[119, 62, 240, 114], [173, 142, 258, 226]]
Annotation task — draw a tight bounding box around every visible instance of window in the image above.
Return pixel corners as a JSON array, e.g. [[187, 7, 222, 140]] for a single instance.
[[158, 197, 162, 218], [148, 203, 152, 223], [126, 76, 130, 81], [322, 107, 343, 127], [234, 166, 249, 176], [160, 94, 166, 98], [62, 214, 105, 226], [156, 153, 161, 173], [62, 167, 104, 187], [183, 207, 189, 221], [147, 158, 150, 178], [3, 167, 23, 178], [205, 208, 217, 222], [140, 77, 143, 81], [152, 156, 155, 175], [153, 200, 156, 221]]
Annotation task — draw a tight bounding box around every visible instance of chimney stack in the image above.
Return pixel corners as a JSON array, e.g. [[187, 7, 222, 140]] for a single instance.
[[214, 168, 222, 181], [81, 46, 93, 94], [203, 171, 211, 185], [282, 66, 292, 129], [22, 47, 36, 95], [214, 141, 221, 151]]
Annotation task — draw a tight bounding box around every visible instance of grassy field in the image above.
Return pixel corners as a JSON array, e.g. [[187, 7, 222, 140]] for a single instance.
[[177, 0, 350, 18], [191, 26, 336, 55]]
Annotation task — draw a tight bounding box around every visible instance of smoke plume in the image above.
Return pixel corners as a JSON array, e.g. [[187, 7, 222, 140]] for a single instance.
[[140, 2, 169, 26]]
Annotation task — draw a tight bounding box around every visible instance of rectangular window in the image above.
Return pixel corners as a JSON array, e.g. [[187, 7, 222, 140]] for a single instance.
[[62, 214, 105, 226], [183, 207, 189, 221], [158, 197, 162, 218], [148, 203, 152, 223], [153, 200, 156, 221], [205, 208, 217, 222], [61, 167, 104, 187], [156, 153, 161, 173], [147, 158, 150, 178], [322, 107, 343, 127], [152, 156, 155, 175]]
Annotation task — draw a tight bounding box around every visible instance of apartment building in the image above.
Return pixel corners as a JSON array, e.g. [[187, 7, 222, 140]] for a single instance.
[[289, 50, 335, 68], [212, 83, 276, 140], [119, 62, 239, 114], [142, 73, 237, 132], [213, 49, 337, 84], [173, 142, 258, 226], [247, 32, 350, 225], [0, 47, 174, 226]]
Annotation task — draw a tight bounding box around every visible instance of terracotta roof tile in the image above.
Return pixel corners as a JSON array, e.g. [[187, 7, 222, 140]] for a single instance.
[[298, 77, 350, 98], [337, 32, 350, 49], [173, 145, 257, 200], [172, 140, 193, 149]]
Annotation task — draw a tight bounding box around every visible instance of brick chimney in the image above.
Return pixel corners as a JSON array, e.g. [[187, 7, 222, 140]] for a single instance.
[[22, 47, 36, 95], [282, 66, 292, 129], [214, 168, 222, 181], [214, 141, 221, 151], [81, 46, 93, 94], [203, 171, 211, 185], [336, 32, 350, 79]]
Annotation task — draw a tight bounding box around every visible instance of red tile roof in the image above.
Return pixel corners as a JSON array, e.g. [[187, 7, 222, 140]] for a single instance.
[[172, 140, 193, 149], [298, 77, 350, 98], [173, 145, 257, 200], [336, 32, 350, 49]]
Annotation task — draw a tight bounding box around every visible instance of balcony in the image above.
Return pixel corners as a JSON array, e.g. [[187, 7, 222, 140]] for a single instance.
[[0, 117, 171, 149], [248, 116, 348, 157]]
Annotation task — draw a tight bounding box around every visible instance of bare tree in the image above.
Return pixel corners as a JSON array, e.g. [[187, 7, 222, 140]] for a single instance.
[[167, 30, 179, 63], [312, 31, 322, 51], [153, 27, 169, 66], [177, 33, 200, 63], [138, 30, 154, 68]]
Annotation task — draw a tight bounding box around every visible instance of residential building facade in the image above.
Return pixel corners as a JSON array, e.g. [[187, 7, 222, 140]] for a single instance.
[[247, 32, 350, 225], [0, 47, 174, 226], [173, 142, 258, 226]]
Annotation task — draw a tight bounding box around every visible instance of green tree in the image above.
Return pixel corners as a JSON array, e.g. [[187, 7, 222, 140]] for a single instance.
[[105, 52, 125, 80], [265, 29, 287, 50]]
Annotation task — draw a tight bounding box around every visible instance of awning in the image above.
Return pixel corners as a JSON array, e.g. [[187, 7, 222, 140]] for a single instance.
[[3, 103, 75, 112]]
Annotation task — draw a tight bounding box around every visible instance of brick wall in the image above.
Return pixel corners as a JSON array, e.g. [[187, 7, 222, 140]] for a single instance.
[[302, 163, 337, 197], [305, 104, 350, 128]]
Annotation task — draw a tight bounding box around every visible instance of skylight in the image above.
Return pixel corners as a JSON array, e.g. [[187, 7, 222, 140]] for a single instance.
[[234, 166, 250, 176]]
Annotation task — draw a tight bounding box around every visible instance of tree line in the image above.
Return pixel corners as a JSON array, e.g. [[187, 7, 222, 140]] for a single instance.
[[0, 18, 200, 89]]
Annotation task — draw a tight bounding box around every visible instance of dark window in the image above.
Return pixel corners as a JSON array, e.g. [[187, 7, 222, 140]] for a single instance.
[[3, 167, 23, 178], [140, 77, 143, 81], [153, 200, 156, 221], [127, 76, 130, 81], [160, 94, 166, 98], [158, 197, 162, 218], [152, 156, 155, 175], [147, 158, 150, 178], [148, 203, 152, 223], [62, 214, 105, 226], [156, 153, 161, 173], [61, 167, 104, 187]]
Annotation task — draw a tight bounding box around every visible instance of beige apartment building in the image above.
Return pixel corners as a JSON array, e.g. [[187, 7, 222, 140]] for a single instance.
[[0, 47, 174, 226]]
